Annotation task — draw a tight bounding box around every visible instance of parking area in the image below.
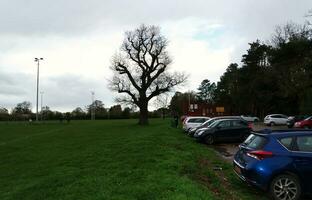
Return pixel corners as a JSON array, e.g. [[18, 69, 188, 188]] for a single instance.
[[212, 123, 290, 162]]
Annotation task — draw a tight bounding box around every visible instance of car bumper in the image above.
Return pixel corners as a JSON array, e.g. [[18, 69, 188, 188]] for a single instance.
[[233, 160, 267, 191]]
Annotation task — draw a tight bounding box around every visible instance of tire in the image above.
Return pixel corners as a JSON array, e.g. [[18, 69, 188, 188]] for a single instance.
[[254, 119, 259, 123], [270, 174, 301, 200], [270, 122, 275, 126], [204, 135, 214, 145]]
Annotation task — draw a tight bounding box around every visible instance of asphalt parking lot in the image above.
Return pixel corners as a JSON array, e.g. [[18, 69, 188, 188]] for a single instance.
[[212, 123, 290, 162]]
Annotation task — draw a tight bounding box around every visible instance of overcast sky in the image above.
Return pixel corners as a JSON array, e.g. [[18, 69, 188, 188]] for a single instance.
[[0, 0, 311, 112]]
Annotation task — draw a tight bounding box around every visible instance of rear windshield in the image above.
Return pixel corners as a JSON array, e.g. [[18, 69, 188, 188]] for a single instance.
[[187, 118, 206, 123], [243, 134, 268, 150]]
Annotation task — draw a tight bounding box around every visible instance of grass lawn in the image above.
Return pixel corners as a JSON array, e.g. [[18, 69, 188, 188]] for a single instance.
[[0, 119, 268, 200]]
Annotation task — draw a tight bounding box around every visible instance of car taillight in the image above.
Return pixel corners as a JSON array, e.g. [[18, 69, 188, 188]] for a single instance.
[[248, 122, 253, 129], [247, 150, 273, 160]]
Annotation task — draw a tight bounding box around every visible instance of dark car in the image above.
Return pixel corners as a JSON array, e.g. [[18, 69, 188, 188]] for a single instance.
[[194, 119, 251, 144], [187, 116, 243, 137], [233, 130, 312, 200], [287, 115, 309, 128]]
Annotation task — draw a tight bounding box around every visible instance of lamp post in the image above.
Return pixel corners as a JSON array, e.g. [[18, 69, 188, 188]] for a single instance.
[[34, 58, 43, 122], [40, 91, 44, 120], [91, 91, 95, 120]]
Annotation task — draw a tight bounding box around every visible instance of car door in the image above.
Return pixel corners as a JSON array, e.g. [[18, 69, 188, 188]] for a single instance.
[[280, 115, 288, 124], [292, 135, 312, 191], [232, 120, 250, 141], [273, 115, 282, 124], [214, 120, 232, 142]]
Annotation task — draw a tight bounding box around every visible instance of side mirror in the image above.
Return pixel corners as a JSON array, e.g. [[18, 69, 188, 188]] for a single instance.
[[216, 126, 221, 130]]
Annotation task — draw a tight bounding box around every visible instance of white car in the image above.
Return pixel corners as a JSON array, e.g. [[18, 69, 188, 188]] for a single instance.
[[240, 115, 260, 122], [264, 114, 288, 126], [182, 116, 210, 132]]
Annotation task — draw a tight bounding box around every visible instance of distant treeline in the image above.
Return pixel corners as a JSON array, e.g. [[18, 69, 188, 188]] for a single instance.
[[0, 100, 170, 121]]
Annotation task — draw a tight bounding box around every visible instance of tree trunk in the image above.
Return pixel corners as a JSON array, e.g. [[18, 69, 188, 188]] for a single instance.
[[139, 102, 149, 125]]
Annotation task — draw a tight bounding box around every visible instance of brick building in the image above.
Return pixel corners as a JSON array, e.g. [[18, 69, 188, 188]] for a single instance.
[[181, 101, 225, 117]]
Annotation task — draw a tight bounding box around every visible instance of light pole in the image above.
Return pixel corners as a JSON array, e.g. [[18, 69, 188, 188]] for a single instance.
[[40, 91, 44, 120], [91, 91, 95, 120], [34, 58, 43, 122]]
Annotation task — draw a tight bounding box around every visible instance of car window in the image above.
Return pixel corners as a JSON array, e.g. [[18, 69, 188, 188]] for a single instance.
[[209, 121, 219, 128], [187, 118, 197, 123], [218, 120, 231, 128], [296, 136, 312, 152], [232, 120, 247, 127], [204, 119, 215, 127], [279, 137, 293, 150], [188, 118, 206, 123], [197, 118, 207, 123], [243, 134, 268, 150]]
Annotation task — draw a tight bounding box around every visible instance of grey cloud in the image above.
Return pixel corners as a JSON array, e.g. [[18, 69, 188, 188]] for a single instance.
[[0, 71, 114, 111], [0, 0, 311, 36]]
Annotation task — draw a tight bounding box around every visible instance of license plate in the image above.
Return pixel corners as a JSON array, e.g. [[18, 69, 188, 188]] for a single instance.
[[234, 165, 241, 174]]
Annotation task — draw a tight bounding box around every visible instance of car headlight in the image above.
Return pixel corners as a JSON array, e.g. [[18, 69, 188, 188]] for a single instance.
[[197, 130, 204, 136]]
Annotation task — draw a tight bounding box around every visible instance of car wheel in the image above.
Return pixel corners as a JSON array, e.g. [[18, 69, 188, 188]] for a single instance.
[[270, 122, 275, 126], [270, 174, 301, 200], [204, 135, 214, 145], [254, 119, 259, 122]]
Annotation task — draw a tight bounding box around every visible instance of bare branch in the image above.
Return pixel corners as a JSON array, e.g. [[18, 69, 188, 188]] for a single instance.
[[108, 24, 187, 124]]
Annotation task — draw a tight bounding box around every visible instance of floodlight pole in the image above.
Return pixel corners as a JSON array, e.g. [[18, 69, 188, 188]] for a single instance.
[[34, 58, 43, 122], [91, 91, 95, 120], [40, 91, 44, 120]]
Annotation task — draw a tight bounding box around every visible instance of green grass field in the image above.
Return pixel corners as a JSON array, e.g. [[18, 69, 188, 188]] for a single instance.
[[0, 119, 268, 200]]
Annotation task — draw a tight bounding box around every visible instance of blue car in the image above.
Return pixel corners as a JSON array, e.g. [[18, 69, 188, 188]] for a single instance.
[[233, 130, 312, 200]]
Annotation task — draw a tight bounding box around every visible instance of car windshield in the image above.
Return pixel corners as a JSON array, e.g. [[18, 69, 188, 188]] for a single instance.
[[209, 120, 222, 128], [304, 116, 312, 120], [201, 119, 215, 127]]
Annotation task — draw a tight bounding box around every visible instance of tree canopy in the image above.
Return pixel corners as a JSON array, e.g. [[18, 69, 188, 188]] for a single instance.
[[109, 24, 187, 125]]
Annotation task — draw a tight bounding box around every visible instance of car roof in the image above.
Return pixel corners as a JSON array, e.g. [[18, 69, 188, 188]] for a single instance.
[[214, 118, 244, 122], [186, 116, 210, 120], [253, 129, 312, 138], [266, 114, 286, 116], [212, 116, 242, 119]]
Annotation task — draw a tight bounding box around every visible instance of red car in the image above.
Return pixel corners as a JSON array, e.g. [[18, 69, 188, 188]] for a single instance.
[[294, 116, 312, 129]]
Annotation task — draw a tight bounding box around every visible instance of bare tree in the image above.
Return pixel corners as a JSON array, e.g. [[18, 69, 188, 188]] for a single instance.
[[271, 22, 312, 47], [109, 24, 187, 125], [154, 94, 171, 119]]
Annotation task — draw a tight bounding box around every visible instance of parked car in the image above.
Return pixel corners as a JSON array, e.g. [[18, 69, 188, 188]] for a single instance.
[[294, 116, 312, 129], [264, 114, 288, 126], [241, 115, 260, 122], [194, 119, 251, 144], [287, 115, 308, 128], [182, 116, 210, 132], [188, 116, 243, 137], [233, 130, 312, 200]]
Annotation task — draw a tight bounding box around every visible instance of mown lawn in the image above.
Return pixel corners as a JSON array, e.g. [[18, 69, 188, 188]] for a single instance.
[[0, 119, 268, 200]]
